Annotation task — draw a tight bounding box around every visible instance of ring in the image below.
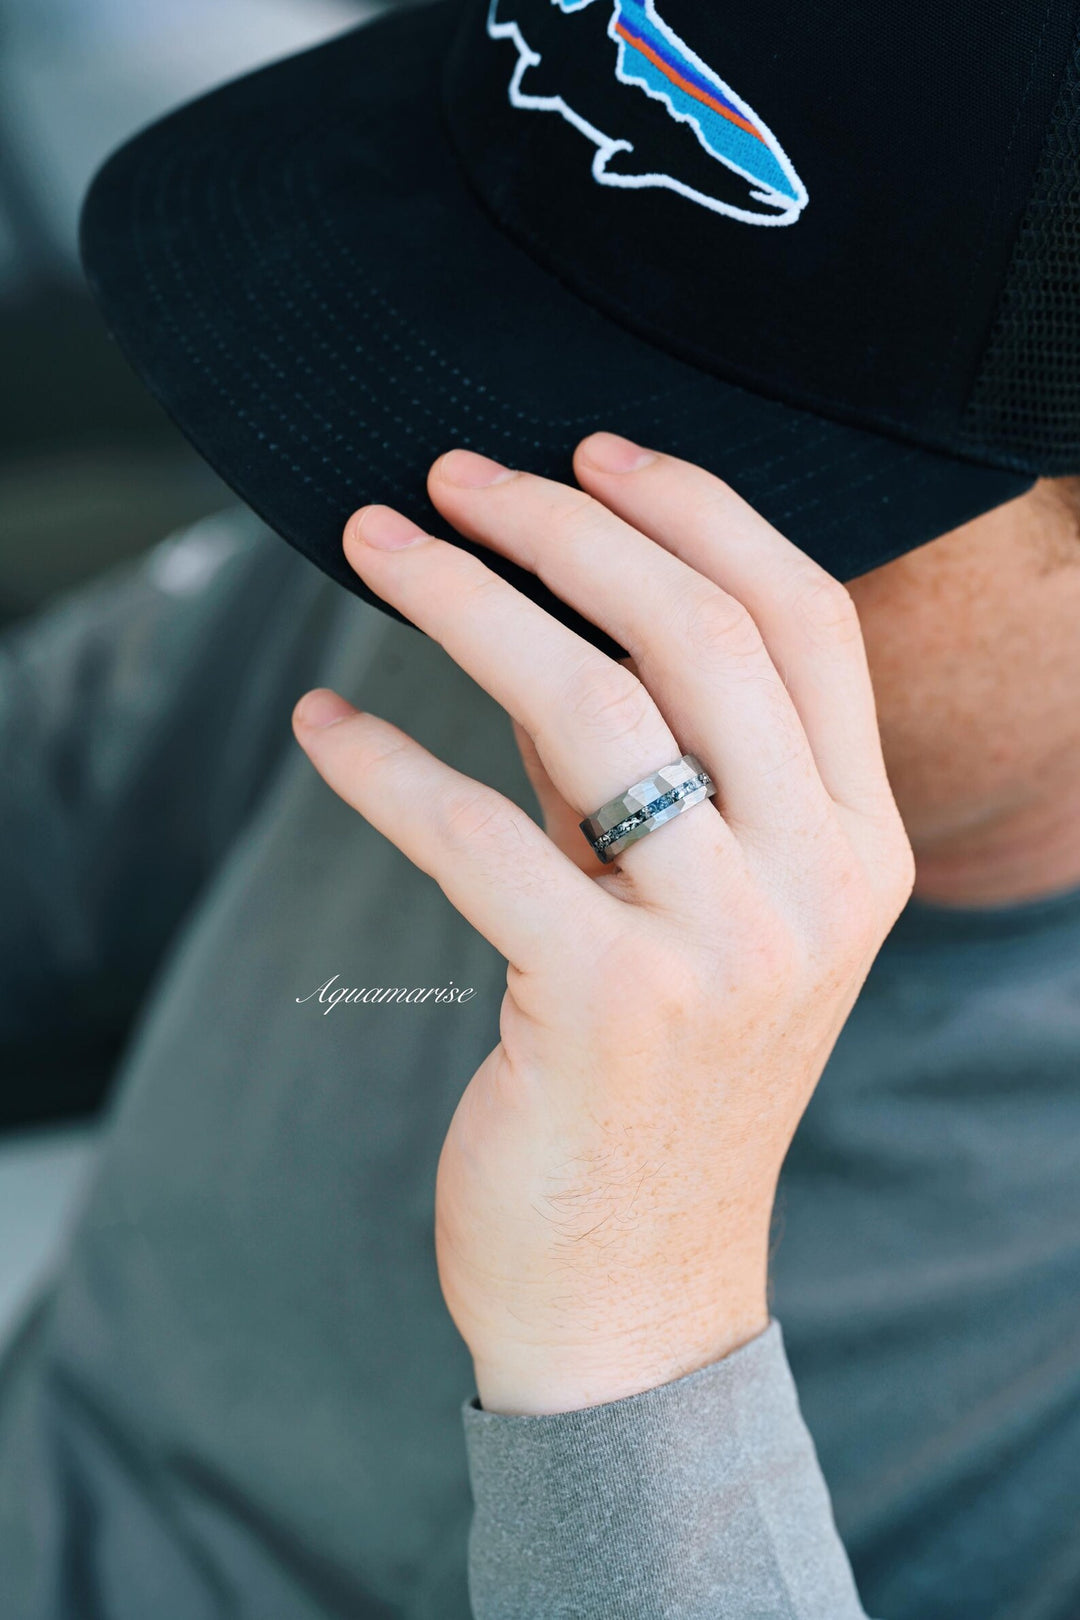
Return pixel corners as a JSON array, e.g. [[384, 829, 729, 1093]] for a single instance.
[[579, 754, 717, 864]]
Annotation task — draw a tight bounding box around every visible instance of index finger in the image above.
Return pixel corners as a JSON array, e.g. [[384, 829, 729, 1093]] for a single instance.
[[292, 692, 619, 977]]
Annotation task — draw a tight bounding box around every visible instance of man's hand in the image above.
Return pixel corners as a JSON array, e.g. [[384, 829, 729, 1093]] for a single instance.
[[292, 434, 915, 1415]]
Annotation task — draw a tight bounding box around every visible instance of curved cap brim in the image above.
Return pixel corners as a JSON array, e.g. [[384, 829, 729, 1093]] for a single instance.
[[79, 1, 1033, 659]]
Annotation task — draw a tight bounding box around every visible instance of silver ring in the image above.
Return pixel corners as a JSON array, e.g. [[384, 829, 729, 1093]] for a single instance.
[[579, 754, 717, 864]]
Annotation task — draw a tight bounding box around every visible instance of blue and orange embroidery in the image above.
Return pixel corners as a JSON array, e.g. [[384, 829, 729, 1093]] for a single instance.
[[488, 0, 809, 226]]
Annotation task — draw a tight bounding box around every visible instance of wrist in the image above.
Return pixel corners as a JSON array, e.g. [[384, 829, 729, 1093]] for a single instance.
[[473, 1293, 771, 1416]]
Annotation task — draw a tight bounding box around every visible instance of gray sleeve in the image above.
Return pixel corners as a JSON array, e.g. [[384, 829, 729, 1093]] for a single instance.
[[0, 510, 337, 1091], [462, 1319, 871, 1620]]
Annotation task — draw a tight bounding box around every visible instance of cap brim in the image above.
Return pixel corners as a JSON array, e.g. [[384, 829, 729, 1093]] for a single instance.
[[79, 0, 1033, 659]]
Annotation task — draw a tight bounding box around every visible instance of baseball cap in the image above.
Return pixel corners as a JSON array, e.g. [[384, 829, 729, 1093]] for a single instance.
[[78, 0, 1080, 658]]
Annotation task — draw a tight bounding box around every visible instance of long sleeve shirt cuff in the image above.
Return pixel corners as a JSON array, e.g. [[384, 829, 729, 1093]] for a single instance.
[[461, 1319, 869, 1619]]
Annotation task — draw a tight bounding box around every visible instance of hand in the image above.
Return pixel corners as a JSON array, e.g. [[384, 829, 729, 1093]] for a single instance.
[[292, 434, 915, 1416]]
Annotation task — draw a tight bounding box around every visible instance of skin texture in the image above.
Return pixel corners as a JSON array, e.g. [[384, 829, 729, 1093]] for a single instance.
[[294, 435, 916, 1414], [847, 476, 1080, 908], [292, 444, 1080, 1416]]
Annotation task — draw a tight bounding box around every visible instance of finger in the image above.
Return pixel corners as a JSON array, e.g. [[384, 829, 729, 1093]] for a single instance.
[[573, 434, 892, 818], [292, 691, 615, 972], [341, 502, 734, 899], [511, 717, 608, 877], [425, 450, 827, 841]]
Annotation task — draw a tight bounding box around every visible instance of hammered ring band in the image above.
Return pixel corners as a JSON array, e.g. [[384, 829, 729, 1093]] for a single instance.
[[579, 754, 717, 864]]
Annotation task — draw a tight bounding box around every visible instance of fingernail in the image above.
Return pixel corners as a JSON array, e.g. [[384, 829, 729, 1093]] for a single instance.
[[354, 506, 429, 550], [438, 449, 518, 488], [580, 433, 656, 473], [295, 689, 356, 729]]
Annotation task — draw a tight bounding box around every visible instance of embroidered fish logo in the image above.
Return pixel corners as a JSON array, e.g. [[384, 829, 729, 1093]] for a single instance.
[[488, 0, 809, 226]]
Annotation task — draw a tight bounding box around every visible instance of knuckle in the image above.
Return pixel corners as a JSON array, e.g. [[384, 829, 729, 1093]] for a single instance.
[[684, 481, 741, 536], [882, 828, 918, 910], [546, 489, 605, 547], [681, 589, 764, 668], [357, 729, 414, 784], [562, 663, 655, 743], [813, 832, 915, 954], [857, 806, 918, 914], [789, 568, 863, 646], [455, 566, 510, 623], [893, 862, 917, 915], [440, 787, 513, 851]]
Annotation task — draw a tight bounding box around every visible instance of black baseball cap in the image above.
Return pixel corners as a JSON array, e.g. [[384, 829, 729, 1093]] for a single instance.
[[79, 0, 1080, 659]]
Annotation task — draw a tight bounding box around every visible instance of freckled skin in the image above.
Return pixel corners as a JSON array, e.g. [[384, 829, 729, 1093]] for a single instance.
[[299, 450, 1076, 1414], [847, 477, 1080, 908]]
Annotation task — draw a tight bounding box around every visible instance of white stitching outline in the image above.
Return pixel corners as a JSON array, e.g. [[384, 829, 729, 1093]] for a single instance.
[[486, 0, 809, 227]]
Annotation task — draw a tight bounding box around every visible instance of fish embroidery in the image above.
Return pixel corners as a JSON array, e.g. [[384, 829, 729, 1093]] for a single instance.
[[487, 0, 809, 226]]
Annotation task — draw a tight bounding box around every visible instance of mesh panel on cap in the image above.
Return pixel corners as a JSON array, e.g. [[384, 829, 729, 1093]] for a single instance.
[[960, 33, 1080, 473]]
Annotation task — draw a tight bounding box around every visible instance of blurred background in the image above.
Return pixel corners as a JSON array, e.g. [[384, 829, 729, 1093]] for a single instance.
[[0, 0, 393, 626], [0, 0, 400, 1337]]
